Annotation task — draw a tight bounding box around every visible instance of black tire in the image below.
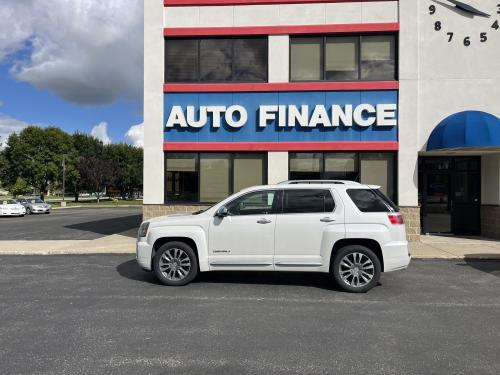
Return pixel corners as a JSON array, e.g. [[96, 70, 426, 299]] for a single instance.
[[153, 241, 198, 286], [26, 208, 31, 215], [332, 245, 381, 293]]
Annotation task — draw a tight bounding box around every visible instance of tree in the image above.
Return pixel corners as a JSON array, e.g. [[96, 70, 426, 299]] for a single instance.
[[70, 133, 105, 202], [78, 157, 116, 203], [105, 143, 143, 199], [10, 177, 32, 197], [2, 126, 77, 200]]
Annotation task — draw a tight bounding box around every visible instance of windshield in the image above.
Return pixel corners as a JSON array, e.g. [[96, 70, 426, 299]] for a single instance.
[[192, 205, 214, 215], [29, 198, 44, 204], [1, 199, 17, 205]]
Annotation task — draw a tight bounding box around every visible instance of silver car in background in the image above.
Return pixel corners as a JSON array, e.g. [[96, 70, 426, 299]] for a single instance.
[[17, 197, 52, 214]]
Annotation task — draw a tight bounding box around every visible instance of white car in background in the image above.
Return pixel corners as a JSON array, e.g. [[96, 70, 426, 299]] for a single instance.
[[0, 199, 26, 217], [136, 180, 411, 293]]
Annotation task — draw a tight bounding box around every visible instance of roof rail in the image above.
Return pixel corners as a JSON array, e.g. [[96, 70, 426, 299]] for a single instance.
[[278, 180, 360, 185]]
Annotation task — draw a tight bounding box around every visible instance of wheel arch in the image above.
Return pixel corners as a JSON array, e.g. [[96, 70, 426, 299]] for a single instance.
[[329, 238, 384, 272], [152, 237, 200, 270]]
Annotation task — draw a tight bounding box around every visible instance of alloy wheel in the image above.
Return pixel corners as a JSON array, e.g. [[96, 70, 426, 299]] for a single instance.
[[158, 248, 192, 281], [339, 252, 375, 288]]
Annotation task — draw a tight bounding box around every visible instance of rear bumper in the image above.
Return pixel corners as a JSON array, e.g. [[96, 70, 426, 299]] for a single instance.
[[136, 240, 153, 271], [382, 241, 411, 272]]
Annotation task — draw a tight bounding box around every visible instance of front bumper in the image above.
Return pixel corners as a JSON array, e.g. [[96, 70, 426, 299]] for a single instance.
[[136, 240, 153, 271], [382, 241, 411, 272], [1, 211, 23, 216], [31, 207, 51, 213]]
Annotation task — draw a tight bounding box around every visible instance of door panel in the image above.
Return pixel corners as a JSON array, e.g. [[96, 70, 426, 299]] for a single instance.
[[274, 189, 344, 268], [208, 190, 277, 268], [452, 172, 480, 235], [423, 173, 451, 234]]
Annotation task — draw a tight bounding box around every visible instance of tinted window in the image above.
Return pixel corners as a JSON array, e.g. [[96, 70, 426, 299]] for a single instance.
[[347, 189, 397, 213], [283, 189, 335, 214], [165, 37, 267, 83], [165, 39, 198, 82], [226, 190, 277, 216]]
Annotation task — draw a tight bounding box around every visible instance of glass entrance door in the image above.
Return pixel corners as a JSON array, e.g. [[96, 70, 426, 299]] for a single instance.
[[423, 173, 451, 233], [419, 157, 480, 235]]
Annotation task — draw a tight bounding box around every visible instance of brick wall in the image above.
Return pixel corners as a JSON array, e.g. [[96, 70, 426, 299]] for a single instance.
[[400, 207, 421, 242], [143, 204, 211, 221], [481, 205, 500, 240]]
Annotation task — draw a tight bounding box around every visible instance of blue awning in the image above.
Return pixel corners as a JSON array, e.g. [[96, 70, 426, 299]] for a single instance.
[[426, 111, 500, 151]]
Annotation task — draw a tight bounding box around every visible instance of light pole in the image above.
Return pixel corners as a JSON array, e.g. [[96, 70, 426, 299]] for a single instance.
[[61, 155, 66, 206]]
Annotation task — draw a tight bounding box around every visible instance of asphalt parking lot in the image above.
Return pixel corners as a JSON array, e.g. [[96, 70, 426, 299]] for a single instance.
[[0, 256, 499, 375], [0, 207, 142, 240]]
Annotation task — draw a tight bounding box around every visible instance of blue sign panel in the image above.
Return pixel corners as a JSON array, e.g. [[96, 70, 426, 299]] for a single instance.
[[164, 90, 398, 143]]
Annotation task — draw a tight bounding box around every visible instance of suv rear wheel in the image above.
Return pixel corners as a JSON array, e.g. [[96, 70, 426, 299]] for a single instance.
[[153, 241, 198, 286], [332, 245, 381, 293]]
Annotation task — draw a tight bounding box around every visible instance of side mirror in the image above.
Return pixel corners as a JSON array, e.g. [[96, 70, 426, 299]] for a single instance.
[[215, 206, 228, 217]]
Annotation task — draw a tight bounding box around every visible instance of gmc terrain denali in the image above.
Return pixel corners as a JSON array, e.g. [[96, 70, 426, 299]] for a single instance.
[[136, 180, 410, 293]]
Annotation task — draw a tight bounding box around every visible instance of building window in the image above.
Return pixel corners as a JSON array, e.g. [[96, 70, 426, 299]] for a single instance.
[[165, 37, 268, 83], [165, 152, 267, 203], [290, 35, 396, 82], [289, 152, 396, 201]]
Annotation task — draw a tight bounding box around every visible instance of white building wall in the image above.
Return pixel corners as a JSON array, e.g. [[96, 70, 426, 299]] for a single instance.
[[143, 0, 165, 204], [164, 1, 398, 27]]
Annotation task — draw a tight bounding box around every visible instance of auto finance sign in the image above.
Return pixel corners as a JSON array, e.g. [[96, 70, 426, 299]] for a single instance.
[[164, 90, 398, 143]]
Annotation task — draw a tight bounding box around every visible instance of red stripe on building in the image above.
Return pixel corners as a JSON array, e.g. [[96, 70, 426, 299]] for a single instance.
[[164, 81, 398, 92], [165, 0, 397, 6], [163, 141, 399, 151], [164, 23, 399, 37]]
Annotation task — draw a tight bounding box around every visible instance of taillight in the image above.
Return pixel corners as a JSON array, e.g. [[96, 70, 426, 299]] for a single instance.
[[388, 213, 404, 225]]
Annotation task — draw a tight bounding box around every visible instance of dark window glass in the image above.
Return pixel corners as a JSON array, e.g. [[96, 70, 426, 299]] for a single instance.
[[165, 152, 267, 203], [347, 189, 397, 213], [226, 190, 277, 216], [166, 153, 198, 202], [233, 38, 267, 82], [200, 39, 232, 81], [360, 35, 396, 80], [165, 37, 267, 83], [283, 189, 335, 214], [165, 39, 198, 82]]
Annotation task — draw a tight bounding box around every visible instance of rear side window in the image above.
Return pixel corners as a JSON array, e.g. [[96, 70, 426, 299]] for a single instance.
[[283, 189, 335, 214], [347, 189, 398, 213]]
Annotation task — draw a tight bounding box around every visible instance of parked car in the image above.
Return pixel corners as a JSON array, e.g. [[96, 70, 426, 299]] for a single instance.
[[0, 199, 26, 217], [136, 180, 410, 293], [18, 196, 52, 214]]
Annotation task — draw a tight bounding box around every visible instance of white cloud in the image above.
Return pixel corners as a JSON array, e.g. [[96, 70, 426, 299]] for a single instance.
[[0, 114, 30, 149], [90, 122, 111, 145], [124, 123, 143, 147], [0, 0, 143, 106]]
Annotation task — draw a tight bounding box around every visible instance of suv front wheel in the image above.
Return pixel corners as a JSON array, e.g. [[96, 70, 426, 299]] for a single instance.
[[332, 245, 381, 293], [153, 241, 198, 286]]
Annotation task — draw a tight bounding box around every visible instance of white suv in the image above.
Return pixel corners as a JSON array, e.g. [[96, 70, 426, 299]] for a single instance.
[[137, 181, 410, 293]]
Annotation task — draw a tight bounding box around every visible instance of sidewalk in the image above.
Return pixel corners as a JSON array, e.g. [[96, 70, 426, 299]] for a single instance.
[[1, 234, 500, 259]]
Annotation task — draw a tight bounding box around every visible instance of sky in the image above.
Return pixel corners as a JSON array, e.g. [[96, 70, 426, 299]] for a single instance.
[[0, 0, 144, 148]]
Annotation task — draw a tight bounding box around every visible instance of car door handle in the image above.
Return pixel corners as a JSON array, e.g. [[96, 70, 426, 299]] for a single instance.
[[320, 217, 335, 222], [257, 218, 272, 224]]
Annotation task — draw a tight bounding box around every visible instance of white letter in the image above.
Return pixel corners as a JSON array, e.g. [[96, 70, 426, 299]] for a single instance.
[[278, 105, 287, 128], [353, 104, 376, 127], [225, 105, 247, 128], [186, 106, 207, 128], [259, 105, 278, 127], [166, 106, 187, 128], [288, 105, 309, 127], [206, 106, 226, 128], [309, 105, 332, 128], [376, 104, 397, 126], [331, 105, 353, 127]]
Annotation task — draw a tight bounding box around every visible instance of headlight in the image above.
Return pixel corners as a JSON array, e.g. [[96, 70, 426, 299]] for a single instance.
[[138, 222, 150, 237]]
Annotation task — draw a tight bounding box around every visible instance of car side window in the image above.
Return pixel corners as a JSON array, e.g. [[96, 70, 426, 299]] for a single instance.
[[282, 189, 335, 214], [226, 190, 277, 216]]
